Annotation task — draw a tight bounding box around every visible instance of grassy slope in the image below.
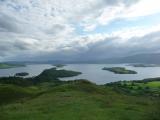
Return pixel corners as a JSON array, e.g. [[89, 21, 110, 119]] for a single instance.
[[0, 81, 159, 120], [0, 84, 42, 105]]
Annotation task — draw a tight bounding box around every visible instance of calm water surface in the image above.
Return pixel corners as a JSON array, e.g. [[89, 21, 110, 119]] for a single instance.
[[0, 64, 53, 77], [1, 64, 160, 84], [60, 64, 160, 84]]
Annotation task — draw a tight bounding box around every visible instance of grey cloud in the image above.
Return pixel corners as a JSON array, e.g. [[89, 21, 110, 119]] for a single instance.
[[45, 24, 66, 35], [0, 40, 15, 57], [72, 31, 160, 60], [0, 14, 21, 33], [13, 41, 32, 50], [0, 0, 159, 62], [102, 0, 139, 6], [2, 30, 160, 61]]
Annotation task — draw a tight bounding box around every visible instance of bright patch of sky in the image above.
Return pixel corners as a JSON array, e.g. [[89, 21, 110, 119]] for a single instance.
[[79, 12, 160, 35]]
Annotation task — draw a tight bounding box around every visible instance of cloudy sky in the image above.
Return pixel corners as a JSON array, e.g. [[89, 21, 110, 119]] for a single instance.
[[0, 0, 160, 61]]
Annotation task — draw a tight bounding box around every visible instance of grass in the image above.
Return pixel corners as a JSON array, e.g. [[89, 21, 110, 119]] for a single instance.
[[146, 81, 160, 88], [121, 81, 160, 89], [107, 80, 160, 97], [0, 80, 159, 120], [0, 84, 41, 105]]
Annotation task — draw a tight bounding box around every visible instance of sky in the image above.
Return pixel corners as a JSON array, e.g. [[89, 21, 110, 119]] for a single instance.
[[0, 0, 160, 61]]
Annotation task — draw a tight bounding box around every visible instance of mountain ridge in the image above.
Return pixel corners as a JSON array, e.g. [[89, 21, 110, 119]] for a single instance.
[[3, 53, 160, 64]]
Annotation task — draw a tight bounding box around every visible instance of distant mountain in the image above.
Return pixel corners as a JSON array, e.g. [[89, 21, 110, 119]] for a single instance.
[[5, 60, 66, 64], [102, 53, 160, 64], [4, 53, 160, 64]]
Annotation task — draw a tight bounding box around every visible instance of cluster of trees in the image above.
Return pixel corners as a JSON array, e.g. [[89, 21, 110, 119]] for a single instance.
[[15, 72, 29, 77], [0, 77, 33, 86]]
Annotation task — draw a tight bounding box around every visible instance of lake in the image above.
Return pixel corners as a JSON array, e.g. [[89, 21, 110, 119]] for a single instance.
[[60, 64, 160, 84], [1, 64, 160, 84], [0, 64, 53, 77]]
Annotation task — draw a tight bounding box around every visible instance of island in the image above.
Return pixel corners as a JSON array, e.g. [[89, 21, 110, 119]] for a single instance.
[[102, 67, 137, 74], [0, 63, 25, 69], [52, 64, 66, 68], [35, 67, 82, 82], [129, 64, 160, 67], [15, 72, 29, 77]]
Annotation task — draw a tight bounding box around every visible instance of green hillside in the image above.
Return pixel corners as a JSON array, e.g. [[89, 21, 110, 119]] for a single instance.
[[0, 80, 159, 120], [0, 68, 159, 120]]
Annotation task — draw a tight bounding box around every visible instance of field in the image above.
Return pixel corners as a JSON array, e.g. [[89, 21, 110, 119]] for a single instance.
[[146, 81, 160, 88], [107, 79, 160, 97]]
